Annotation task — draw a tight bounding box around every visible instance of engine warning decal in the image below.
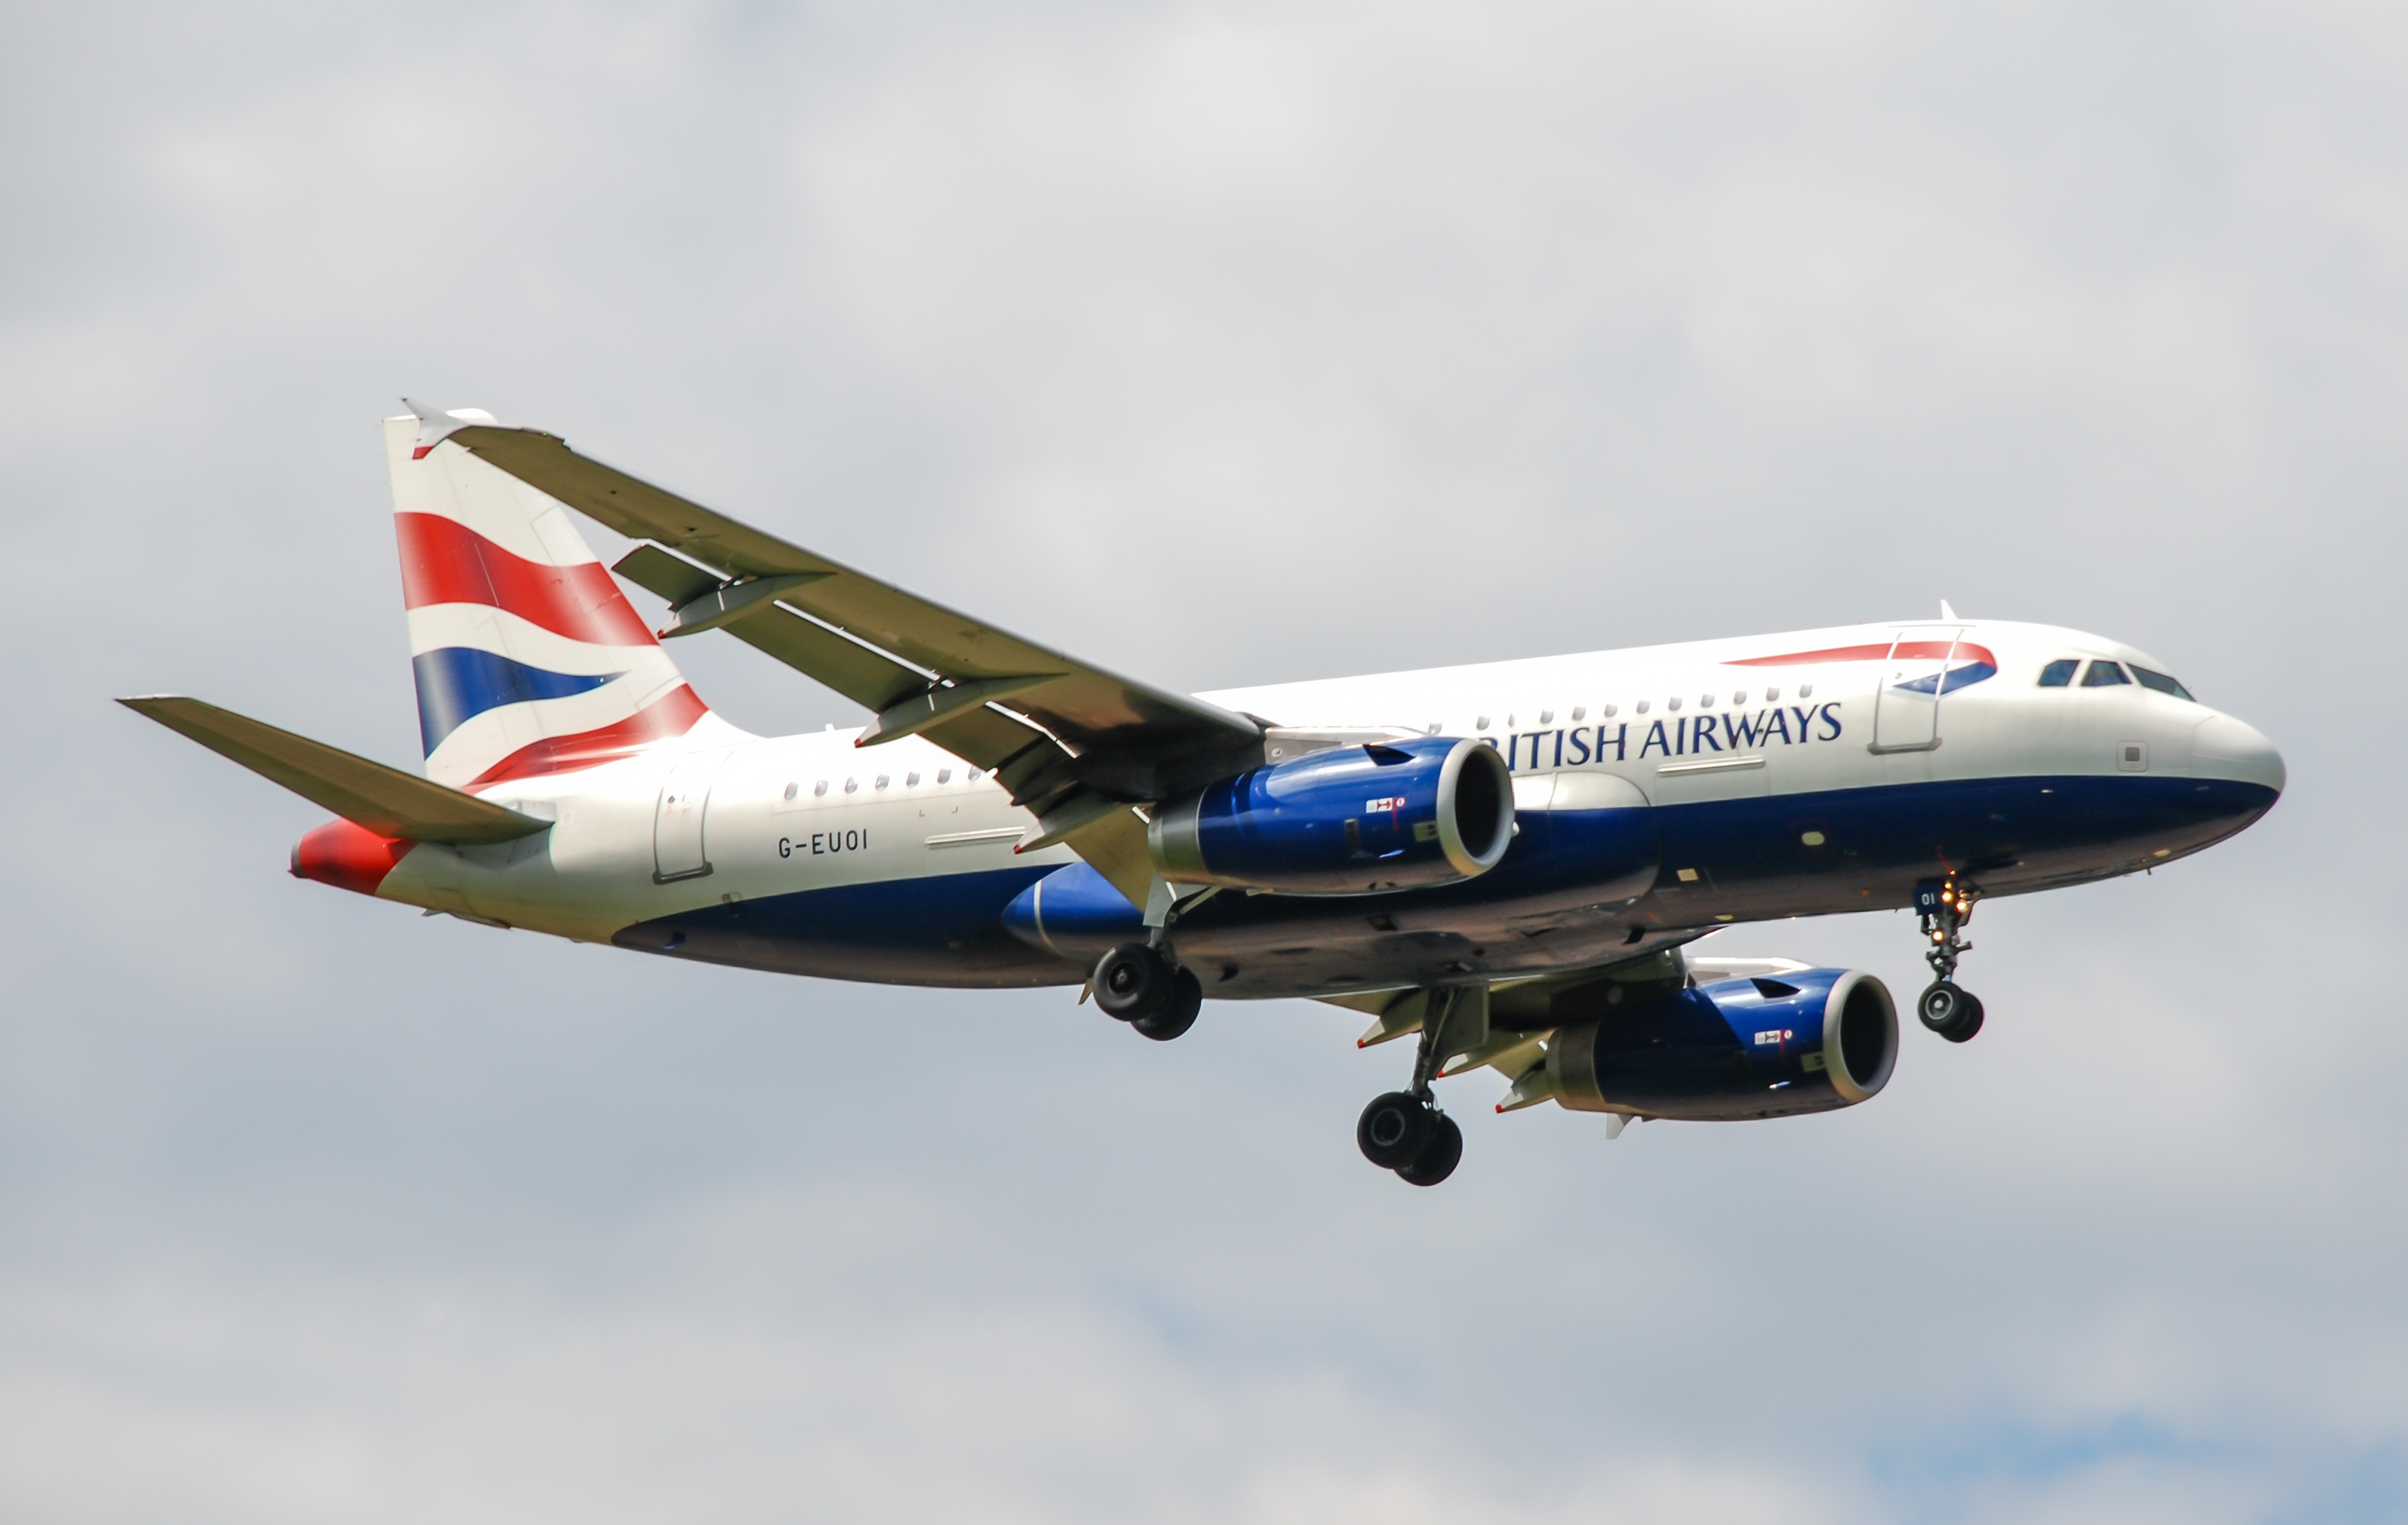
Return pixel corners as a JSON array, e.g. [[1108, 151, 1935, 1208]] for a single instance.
[[1751, 1028, 1793, 1047], [1365, 796, 1406, 813]]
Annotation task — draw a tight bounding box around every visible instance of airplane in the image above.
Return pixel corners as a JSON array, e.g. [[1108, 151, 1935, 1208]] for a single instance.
[[121, 404, 2287, 1186]]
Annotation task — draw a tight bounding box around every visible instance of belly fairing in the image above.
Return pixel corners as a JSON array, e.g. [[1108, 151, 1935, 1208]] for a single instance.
[[611, 862, 1076, 988]]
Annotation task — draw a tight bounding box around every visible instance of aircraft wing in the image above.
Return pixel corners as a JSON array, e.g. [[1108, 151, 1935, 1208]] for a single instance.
[[433, 416, 1267, 904]]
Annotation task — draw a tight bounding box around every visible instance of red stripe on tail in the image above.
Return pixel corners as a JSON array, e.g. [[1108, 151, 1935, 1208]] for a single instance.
[[396, 512, 657, 648], [467, 683, 711, 787]]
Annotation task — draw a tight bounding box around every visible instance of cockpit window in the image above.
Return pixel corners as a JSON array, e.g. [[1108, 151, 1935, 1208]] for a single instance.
[[2082, 660, 2131, 687], [2130, 665, 2194, 700], [2037, 660, 2078, 687]]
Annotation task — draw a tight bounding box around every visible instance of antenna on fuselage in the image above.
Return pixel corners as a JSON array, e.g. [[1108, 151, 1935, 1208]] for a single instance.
[[1940, 599, 1961, 620]]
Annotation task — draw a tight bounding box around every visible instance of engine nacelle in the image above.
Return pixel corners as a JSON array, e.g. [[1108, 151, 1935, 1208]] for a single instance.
[[1147, 736, 1513, 895], [1545, 968, 1897, 1121]]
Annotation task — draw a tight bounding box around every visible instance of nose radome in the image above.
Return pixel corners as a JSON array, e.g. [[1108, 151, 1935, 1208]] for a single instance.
[[2191, 712, 2286, 795]]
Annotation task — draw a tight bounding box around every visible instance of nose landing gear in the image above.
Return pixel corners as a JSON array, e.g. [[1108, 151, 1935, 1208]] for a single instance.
[[1914, 878, 1985, 1042]]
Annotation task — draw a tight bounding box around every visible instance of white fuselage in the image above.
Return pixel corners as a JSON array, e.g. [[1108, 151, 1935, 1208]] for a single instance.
[[350, 618, 2283, 997]]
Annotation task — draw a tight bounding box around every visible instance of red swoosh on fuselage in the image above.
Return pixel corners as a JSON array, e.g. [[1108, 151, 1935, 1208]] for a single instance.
[[1725, 641, 1997, 668]]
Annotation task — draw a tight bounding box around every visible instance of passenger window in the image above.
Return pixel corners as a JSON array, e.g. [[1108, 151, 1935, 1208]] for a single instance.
[[2130, 666, 2194, 700], [2037, 660, 2078, 687], [2082, 661, 2130, 687], [937, 769, 953, 784]]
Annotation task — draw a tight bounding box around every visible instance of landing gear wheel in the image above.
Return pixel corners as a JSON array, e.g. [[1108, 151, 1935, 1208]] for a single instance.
[[1917, 981, 1985, 1043], [1357, 1091, 1434, 1170], [1093, 942, 1172, 1022], [1947, 990, 1984, 1043], [1132, 967, 1202, 1042], [1395, 1112, 1463, 1187]]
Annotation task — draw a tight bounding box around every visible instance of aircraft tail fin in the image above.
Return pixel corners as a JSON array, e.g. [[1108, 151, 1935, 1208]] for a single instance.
[[387, 406, 720, 789], [118, 696, 548, 844]]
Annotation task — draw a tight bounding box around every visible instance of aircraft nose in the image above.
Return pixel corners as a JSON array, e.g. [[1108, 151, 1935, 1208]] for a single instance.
[[2191, 712, 2285, 796]]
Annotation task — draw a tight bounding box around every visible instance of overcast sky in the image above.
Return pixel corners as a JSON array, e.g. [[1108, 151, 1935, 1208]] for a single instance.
[[2, 2, 2403, 1521]]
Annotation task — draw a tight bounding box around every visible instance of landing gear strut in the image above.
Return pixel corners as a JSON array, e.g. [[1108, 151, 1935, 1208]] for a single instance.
[[1093, 942, 1202, 1041], [1914, 878, 1985, 1043], [1355, 989, 1467, 1186]]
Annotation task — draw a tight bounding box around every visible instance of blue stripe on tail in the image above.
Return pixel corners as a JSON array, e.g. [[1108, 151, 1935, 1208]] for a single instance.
[[413, 647, 624, 754]]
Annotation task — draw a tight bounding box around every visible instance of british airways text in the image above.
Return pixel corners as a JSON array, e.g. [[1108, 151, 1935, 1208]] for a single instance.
[[1494, 703, 1844, 769]]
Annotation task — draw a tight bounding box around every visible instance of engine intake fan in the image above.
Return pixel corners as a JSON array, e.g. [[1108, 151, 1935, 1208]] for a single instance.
[[1149, 736, 1512, 895]]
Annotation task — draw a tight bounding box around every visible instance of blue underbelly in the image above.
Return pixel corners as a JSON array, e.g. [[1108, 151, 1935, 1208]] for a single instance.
[[607, 774, 2277, 995]]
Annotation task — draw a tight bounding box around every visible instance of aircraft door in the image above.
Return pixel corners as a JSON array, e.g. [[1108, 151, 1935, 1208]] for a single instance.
[[654, 747, 731, 882], [1870, 627, 1965, 754]]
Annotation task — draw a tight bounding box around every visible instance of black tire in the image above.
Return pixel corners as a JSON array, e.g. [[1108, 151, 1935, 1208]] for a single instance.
[[1942, 991, 1985, 1044], [1917, 982, 1984, 1042], [1357, 1091, 1433, 1169], [1093, 942, 1172, 1022], [1395, 1112, 1463, 1187], [1132, 968, 1202, 1041]]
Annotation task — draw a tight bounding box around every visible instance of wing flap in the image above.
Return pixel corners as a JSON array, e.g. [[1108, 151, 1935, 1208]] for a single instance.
[[610, 542, 723, 607], [717, 603, 936, 715], [119, 696, 549, 845]]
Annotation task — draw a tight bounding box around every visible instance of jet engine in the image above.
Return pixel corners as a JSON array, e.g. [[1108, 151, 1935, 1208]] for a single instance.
[[1543, 968, 1897, 1121], [1147, 736, 1513, 895]]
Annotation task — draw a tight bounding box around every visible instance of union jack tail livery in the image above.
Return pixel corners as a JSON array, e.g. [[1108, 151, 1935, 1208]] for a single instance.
[[387, 407, 721, 789]]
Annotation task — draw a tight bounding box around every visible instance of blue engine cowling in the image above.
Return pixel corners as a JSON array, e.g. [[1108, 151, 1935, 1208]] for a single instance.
[[1146, 736, 1512, 895], [1545, 968, 1897, 1121]]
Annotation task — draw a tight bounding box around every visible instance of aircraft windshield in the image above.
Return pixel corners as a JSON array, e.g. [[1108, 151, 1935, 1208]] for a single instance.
[[2130, 665, 2194, 700]]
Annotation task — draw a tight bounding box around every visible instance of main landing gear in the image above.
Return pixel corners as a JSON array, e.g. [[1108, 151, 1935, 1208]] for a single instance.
[[1914, 877, 1985, 1043], [1355, 992, 1467, 1187], [1092, 942, 1202, 1042]]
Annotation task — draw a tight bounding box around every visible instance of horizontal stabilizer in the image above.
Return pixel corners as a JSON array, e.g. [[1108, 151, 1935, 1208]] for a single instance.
[[118, 696, 550, 845]]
